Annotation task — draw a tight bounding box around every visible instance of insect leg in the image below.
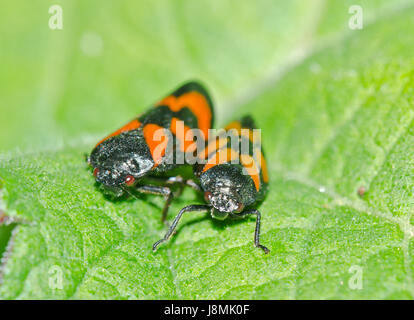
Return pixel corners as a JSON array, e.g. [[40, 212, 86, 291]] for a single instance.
[[160, 176, 200, 198], [237, 209, 270, 254], [152, 204, 211, 252], [184, 179, 202, 193], [136, 178, 203, 223], [169, 178, 202, 199], [147, 175, 202, 193], [135, 185, 173, 224]]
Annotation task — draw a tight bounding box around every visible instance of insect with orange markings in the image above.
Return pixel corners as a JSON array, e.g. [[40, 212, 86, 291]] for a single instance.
[[87, 81, 214, 223], [153, 115, 270, 254]]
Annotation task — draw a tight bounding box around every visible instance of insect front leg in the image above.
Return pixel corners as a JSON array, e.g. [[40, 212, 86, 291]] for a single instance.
[[235, 209, 270, 254], [135, 185, 173, 224], [148, 175, 202, 194], [136, 175, 203, 224], [152, 204, 211, 252], [169, 177, 202, 197]]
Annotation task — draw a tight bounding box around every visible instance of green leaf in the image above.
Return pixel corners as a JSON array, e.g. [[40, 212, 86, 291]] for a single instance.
[[1, 0, 414, 299]]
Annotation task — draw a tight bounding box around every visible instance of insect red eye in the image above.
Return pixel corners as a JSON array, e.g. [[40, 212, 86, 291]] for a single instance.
[[125, 175, 135, 186], [93, 168, 99, 177], [204, 192, 212, 202]]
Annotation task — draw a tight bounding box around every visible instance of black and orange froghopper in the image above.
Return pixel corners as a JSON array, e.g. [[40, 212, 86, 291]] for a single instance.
[[88, 81, 214, 222], [153, 115, 270, 254]]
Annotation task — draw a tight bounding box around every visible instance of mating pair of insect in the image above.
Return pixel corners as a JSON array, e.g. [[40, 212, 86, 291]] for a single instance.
[[87, 81, 269, 254]]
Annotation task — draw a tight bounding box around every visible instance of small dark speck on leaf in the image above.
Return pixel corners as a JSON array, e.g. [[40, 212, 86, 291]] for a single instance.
[[357, 186, 366, 197]]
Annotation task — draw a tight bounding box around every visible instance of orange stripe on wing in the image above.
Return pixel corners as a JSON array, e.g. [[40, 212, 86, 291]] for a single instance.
[[225, 120, 266, 189], [170, 117, 196, 153], [157, 92, 212, 140], [225, 121, 257, 143], [202, 147, 239, 173], [260, 151, 269, 183], [95, 119, 141, 147], [198, 136, 229, 161], [252, 144, 268, 184], [240, 154, 260, 191], [225, 121, 241, 132], [143, 123, 168, 168]]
